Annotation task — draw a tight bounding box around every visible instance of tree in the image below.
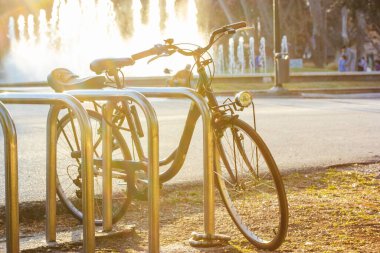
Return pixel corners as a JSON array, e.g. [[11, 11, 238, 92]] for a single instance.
[[308, 0, 325, 67], [328, 0, 380, 64], [279, 0, 310, 59]]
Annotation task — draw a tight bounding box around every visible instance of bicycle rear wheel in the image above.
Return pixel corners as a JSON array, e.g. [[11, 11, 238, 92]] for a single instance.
[[215, 118, 288, 250], [56, 109, 132, 225]]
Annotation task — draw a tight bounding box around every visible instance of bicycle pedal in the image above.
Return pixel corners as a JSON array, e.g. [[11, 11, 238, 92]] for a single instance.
[[73, 178, 82, 187], [134, 190, 148, 201], [71, 150, 81, 159], [137, 178, 148, 186], [75, 190, 82, 199], [136, 178, 163, 189]]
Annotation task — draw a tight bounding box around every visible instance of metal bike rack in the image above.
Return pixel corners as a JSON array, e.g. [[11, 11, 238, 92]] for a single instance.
[[65, 89, 160, 253], [0, 93, 95, 253], [130, 87, 220, 244], [0, 102, 19, 253]]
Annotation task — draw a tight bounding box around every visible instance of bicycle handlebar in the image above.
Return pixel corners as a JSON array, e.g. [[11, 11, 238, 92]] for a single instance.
[[90, 44, 169, 74], [226, 21, 247, 30], [131, 44, 168, 61], [131, 21, 247, 60], [205, 21, 246, 52], [212, 21, 247, 37], [89, 21, 247, 74]]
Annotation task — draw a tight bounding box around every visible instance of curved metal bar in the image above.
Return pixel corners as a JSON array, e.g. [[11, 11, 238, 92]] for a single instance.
[[66, 89, 160, 253], [0, 93, 95, 253], [0, 102, 19, 253], [159, 149, 177, 166], [46, 105, 60, 242], [129, 87, 215, 237], [102, 102, 114, 231]]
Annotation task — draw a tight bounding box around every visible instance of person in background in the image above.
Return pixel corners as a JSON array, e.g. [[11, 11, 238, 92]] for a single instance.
[[357, 56, 367, 71], [255, 55, 262, 72], [375, 60, 380, 71], [341, 45, 356, 71], [338, 55, 347, 72], [167, 64, 194, 88]]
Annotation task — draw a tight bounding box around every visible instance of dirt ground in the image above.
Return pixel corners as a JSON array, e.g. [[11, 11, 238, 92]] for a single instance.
[[1, 162, 379, 252]]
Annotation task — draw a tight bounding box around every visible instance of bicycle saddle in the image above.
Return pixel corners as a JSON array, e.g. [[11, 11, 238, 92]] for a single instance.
[[47, 68, 106, 92], [90, 57, 135, 74]]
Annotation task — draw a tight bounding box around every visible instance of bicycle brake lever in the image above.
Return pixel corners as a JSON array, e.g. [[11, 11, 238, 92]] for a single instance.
[[147, 50, 175, 64], [225, 28, 236, 35]]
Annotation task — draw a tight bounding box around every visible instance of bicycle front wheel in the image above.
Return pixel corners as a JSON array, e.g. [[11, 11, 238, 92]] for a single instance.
[[215, 118, 288, 250], [56, 110, 132, 225]]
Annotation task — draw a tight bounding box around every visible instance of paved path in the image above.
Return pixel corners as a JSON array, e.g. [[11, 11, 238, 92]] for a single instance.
[[0, 94, 379, 204]]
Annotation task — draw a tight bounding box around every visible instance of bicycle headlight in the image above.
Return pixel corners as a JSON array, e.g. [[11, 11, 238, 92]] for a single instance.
[[234, 91, 252, 107]]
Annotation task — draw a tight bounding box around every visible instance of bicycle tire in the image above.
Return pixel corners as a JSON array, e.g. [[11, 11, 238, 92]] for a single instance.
[[215, 117, 288, 250], [56, 110, 133, 225]]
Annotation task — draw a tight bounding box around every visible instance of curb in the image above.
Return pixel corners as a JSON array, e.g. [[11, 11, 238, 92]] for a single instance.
[[215, 87, 380, 98]]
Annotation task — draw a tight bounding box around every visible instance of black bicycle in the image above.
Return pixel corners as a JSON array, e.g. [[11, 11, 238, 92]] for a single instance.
[[48, 21, 289, 250]]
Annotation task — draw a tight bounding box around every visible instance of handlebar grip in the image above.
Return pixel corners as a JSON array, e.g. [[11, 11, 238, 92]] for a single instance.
[[131, 44, 167, 61], [210, 21, 247, 40], [90, 58, 135, 74], [131, 48, 158, 61], [224, 21, 247, 30]]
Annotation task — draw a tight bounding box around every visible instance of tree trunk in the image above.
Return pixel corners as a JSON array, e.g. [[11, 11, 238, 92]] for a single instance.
[[256, 0, 273, 49], [355, 9, 366, 60], [308, 0, 325, 68], [341, 6, 349, 45]]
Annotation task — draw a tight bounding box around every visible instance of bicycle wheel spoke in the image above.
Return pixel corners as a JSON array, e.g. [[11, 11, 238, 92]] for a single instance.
[[215, 119, 288, 250], [56, 110, 133, 225], [93, 121, 102, 158], [214, 169, 236, 188], [68, 111, 81, 151], [59, 125, 81, 164]]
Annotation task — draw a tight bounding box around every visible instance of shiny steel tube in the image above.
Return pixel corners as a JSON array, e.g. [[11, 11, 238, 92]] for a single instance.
[[102, 102, 113, 231], [130, 87, 215, 236], [0, 102, 19, 253], [0, 93, 95, 253], [46, 105, 60, 242], [66, 89, 160, 253]]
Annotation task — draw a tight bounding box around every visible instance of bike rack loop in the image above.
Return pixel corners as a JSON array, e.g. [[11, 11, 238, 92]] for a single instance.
[[0, 102, 19, 252], [65, 89, 160, 253], [130, 87, 217, 240], [0, 93, 95, 253]]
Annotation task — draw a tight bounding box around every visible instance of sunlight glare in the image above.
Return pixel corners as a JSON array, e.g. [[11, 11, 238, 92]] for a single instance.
[[3, 0, 206, 81]]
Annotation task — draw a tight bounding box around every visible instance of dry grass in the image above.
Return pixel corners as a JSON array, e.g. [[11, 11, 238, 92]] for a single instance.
[[1, 163, 379, 252]]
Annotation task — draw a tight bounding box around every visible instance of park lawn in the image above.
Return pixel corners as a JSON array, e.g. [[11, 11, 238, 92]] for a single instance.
[[5, 163, 379, 252], [284, 81, 380, 90], [289, 62, 337, 73], [212, 81, 380, 92], [290, 67, 335, 73]]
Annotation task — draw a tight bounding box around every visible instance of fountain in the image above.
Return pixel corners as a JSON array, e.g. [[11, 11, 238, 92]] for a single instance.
[[228, 38, 235, 74], [237, 36, 245, 74], [1, 0, 276, 81], [249, 36, 255, 73], [281, 35, 288, 55], [1, 0, 203, 82], [216, 44, 225, 74], [259, 37, 267, 73]]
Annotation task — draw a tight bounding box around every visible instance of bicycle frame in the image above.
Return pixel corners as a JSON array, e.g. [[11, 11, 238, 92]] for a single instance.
[[53, 21, 289, 250], [112, 55, 233, 183]]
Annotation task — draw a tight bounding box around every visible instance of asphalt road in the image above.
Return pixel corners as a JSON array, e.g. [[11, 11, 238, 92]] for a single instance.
[[0, 93, 379, 204]]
